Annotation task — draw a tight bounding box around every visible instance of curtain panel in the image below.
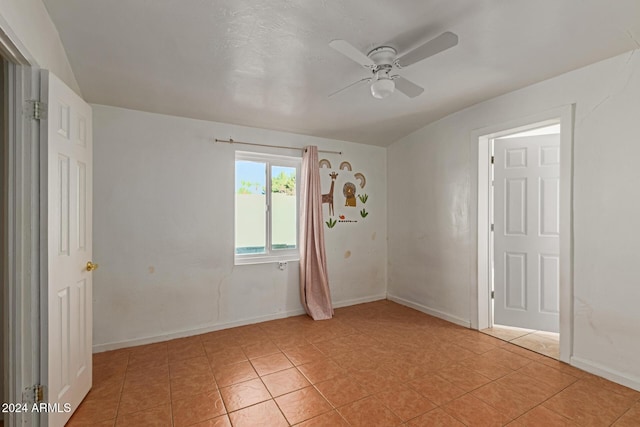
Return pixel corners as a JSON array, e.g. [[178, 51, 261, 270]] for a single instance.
[[299, 146, 334, 320]]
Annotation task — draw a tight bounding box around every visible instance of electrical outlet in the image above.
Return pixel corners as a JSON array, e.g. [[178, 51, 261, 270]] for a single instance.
[[278, 261, 287, 270]]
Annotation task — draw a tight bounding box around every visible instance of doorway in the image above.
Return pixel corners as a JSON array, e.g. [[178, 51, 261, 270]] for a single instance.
[[486, 124, 561, 358], [475, 107, 574, 363]]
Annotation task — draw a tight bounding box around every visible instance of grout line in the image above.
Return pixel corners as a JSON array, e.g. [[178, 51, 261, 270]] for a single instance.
[[112, 351, 130, 423], [84, 302, 635, 426]]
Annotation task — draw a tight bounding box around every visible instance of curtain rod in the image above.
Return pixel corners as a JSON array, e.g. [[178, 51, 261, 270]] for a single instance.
[[214, 138, 342, 155]]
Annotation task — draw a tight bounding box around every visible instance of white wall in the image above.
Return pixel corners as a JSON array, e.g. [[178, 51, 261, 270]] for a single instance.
[[0, 0, 80, 94], [92, 105, 387, 350], [388, 49, 640, 389]]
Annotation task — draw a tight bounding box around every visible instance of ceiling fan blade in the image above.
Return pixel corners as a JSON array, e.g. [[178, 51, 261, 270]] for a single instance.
[[395, 31, 458, 68], [329, 77, 371, 97], [329, 40, 375, 68], [394, 76, 424, 98]]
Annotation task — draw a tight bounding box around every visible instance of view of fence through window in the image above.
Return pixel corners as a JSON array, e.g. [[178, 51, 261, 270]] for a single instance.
[[235, 160, 297, 254]]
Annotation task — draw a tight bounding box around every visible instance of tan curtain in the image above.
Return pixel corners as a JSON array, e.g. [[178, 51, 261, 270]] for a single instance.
[[299, 146, 333, 320]]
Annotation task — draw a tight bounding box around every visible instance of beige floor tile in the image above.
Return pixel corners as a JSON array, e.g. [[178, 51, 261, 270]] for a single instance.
[[511, 333, 560, 359], [482, 325, 534, 341], [482, 325, 560, 360]]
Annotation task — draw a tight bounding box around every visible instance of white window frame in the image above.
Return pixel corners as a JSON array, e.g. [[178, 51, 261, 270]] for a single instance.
[[234, 151, 301, 265]]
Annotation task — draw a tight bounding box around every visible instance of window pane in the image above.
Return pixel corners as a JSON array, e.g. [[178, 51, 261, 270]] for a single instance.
[[235, 161, 266, 254], [271, 166, 297, 250]]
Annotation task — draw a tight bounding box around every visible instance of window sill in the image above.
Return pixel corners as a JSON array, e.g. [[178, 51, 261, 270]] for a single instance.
[[234, 253, 300, 266]]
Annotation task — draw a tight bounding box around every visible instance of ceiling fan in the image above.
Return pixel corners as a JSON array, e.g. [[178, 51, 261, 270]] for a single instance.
[[329, 31, 458, 99]]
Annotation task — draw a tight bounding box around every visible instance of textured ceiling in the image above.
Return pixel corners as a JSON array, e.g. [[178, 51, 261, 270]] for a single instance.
[[43, 0, 640, 146]]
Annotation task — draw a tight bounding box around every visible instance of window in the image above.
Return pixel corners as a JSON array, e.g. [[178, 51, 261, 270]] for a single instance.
[[234, 151, 301, 264]]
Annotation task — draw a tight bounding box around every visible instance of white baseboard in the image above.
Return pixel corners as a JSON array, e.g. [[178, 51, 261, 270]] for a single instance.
[[333, 293, 387, 309], [571, 356, 640, 392], [93, 308, 306, 353], [387, 294, 471, 328], [93, 293, 387, 353]]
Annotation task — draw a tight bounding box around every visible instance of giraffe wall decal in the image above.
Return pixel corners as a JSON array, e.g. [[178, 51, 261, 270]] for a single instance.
[[322, 172, 338, 216]]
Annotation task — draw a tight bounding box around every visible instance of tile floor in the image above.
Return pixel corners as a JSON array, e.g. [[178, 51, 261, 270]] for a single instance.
[[481, 325, 560, 359], [68, 300, 640, 426]]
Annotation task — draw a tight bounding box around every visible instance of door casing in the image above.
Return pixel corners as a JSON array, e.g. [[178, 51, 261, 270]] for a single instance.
[[471, 105, 574, 363], [1, 20, 42, 427]]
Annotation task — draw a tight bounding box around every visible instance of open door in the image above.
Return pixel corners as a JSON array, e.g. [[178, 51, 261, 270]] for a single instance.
[[41, 70, 93, 426], [493, 133, 560, 333]]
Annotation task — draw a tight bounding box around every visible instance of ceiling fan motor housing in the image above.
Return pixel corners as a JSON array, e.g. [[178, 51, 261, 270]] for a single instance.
[[367, 46, 397, 67], [367, 47, 396, 99], [368, 46, 396, 86]]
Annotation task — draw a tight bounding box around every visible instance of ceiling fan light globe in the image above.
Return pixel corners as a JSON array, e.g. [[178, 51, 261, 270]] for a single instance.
[[370, 78, 395, 99]]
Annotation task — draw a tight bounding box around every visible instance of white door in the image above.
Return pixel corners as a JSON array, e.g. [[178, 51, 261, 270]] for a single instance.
[[493, 134, 560, 332], [42, 71, 93, 426]]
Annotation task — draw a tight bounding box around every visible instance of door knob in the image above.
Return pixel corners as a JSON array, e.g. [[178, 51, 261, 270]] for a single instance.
[[86, 261, 99, 272]]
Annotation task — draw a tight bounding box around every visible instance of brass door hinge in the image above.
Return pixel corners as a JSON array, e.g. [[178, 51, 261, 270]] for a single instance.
[[23, 384, 45, 404]]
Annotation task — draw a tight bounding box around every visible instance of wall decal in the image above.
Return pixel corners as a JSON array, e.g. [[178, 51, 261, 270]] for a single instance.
[[343, 182, 357, 207], [354, 172, 366, 188], [320, 159, 370, 228], [319, 159, 332, 168], [321, 172, 338, 216]]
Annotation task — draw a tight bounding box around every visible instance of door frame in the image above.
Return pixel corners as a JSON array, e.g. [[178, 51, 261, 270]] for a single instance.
[[471, 105, 574, 363], [1, 20, 42, 427]]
